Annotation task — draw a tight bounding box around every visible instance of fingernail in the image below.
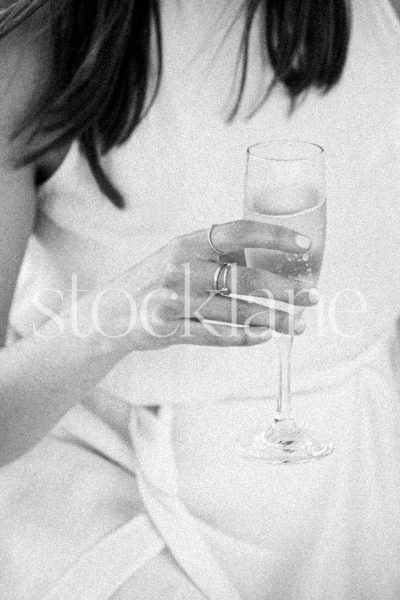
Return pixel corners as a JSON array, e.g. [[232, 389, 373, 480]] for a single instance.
[[308, 287, 319, 304], [295, 234, 311, 250], [294, 319, 306, 334]]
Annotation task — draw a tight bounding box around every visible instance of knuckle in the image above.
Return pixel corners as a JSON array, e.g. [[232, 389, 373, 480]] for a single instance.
[[232, 219, 250, 239], [149, 304, 177, 334], [164, 302, 181, 322], [240, 268, 263, 292], [150, 303, 168, 326], [235, 302, 247, 324], [162, 264, 182, 289], [224, 220, 242, 244], [273, 226, 285, 245]]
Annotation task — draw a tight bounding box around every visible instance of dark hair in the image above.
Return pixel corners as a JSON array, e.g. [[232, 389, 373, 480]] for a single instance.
[[0, 0, 351, 208]]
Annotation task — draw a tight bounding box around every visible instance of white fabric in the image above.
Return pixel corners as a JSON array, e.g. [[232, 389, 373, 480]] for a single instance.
[[41, 515, 165, 600], [34, 328, 400, 600], [4, 0, 400, 598]]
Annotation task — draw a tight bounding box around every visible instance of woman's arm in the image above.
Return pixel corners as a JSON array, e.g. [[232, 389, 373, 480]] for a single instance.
[[0, 295, 131, 466], [0, 15, 124, 465], [0, 26, 42, 345], [0, 17, 56, 461]]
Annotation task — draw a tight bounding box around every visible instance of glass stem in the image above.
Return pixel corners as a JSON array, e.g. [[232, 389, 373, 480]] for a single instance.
[[275, 335, 296, 430]]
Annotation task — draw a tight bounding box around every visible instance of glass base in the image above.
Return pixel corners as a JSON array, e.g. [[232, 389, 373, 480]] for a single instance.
[[236, 421, 334, 464]]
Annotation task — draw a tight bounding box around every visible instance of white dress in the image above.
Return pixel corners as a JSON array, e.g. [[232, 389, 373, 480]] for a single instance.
[[2, 0, 400, 598]]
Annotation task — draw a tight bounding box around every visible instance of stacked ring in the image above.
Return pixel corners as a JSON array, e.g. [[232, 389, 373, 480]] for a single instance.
[[213, 263, 232, 295]]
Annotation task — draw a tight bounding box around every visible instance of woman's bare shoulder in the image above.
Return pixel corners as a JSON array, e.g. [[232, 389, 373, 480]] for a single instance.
[[0, 7, 53, 346], [0, 4, 53, 152]]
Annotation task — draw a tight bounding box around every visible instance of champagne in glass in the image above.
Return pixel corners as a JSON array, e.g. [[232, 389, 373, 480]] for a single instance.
[[237, 140, 334, 464]]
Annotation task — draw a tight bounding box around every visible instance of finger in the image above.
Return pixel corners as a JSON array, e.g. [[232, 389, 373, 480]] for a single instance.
[[192, 295, 306, 335], [219, 249, 246, 266], [191, 263, 319, 306], [189, 220, 311, 259], [174, 319, 272, 347]]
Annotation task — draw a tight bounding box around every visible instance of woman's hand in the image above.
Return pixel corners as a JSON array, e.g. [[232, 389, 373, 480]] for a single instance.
[[91, 220, 317, 352], [0, 220, 318, 463]]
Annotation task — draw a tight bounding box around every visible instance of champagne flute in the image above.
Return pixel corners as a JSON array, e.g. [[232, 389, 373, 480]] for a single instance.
[[236, 140, 334, 464]]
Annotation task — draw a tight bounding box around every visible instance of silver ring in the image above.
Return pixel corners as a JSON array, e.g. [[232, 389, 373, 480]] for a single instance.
[[213, 263, 231, 295], [207, 224, 225, 256], [221, 263, 232, 294]]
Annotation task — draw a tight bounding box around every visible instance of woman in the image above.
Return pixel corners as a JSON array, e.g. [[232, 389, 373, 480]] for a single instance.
[[0, 0, 399, 598]]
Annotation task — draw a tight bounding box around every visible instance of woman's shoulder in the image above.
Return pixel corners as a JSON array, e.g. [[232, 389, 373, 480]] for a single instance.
[[0, 3, 53, 157]]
